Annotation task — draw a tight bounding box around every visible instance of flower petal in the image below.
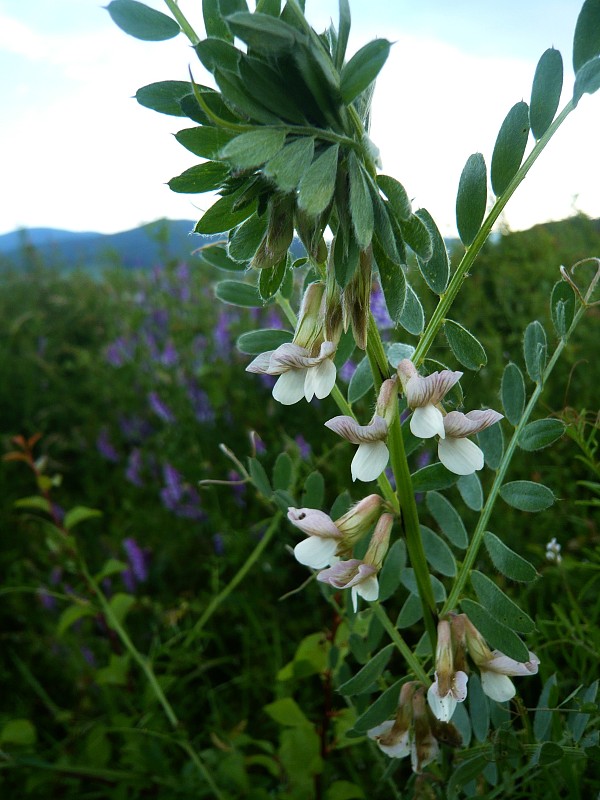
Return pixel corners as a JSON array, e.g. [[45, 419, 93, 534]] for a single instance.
[[355, 574, 379, 603], [272, 369, 307, 405], [351, 440, 390, 482], [405, 369, 462, 407], [287, 508, 341, 538], [438, 436, 484, 475], [427, 682, 457, 722], [410, 404, 445, 439], [453, 670, 469, 701], [443, 409, 504, 438], [245, 350, 274, 374], [294, 536, 339, 569], [480, 671, 516, 702], [486, 651, 540, 676], [305, 357, 336, 401], [325, 415, 388, 444]]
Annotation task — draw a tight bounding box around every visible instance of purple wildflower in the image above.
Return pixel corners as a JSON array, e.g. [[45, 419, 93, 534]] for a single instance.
[[37, 588, 56, 611], [123, 537, 148, 582], [148, 391, 176, 424], [228, 469, 247, 507], [160, 339, 179, 367], [265, 308, 284, 330], [96, 428, 120, 462], [213, 312, 231, 361], [105, 336, 136, 367], [119, 415, 153, 443], [185, 380, 215, 424], [339, 360, 357, 383], [295, 435, 311, 459], [125, 448, 144, 487], [371, 282, 394, 330], [213, 533, 225, 556]]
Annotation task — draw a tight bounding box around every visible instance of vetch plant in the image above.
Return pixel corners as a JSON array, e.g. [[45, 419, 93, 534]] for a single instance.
[[103, 0, 600, 793]]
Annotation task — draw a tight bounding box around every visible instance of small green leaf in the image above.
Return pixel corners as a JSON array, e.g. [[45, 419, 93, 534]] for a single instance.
[[551, 280, 576, 338], [237, 328, 293, 354], [523, 320, 547, 382], [259, 257, 287, 300], [396, 594, 423, 628], [500, 480, 555, 512], [537, 742, 564, 766], [337, 644, 394, 695], [298, 145, 339, 216], [530, 48, 563, 139], [518, 419, 566, 451], [457, 472, 484, 511], [377, 175, 412, 221], [568, 680, 599, 742], [460, 599, 529, 662], [108, 593, 135, 626], [335, 0, 351, 71], [136, 80, 191, 115], [415, 209, 449, 294], [444, 319, 487, 370], [478, 422, 504, 470], [470, 570, 535, 634], [195, 192, 256, 234], [94, 559, 128, 582], [411, 463, 459, 492], [249, 458, 272, 497], [348, 153, 374, 249], [399, 213, 433, 262], [273, 452, 294, 492], [386, 342, 415, 368], [195, 37, 241, 74], [176, 126, 236, 159], [490, 101, 530, 196], [214, 67, 280, 124], [333, 225, 360, 289], [351, 679, 404, 733], [220, 129, 286, 169], [202, 0, 234, 40], [573, 0, 600, 72], [340, 39, 391, 104], [398, 282, 424, 335], [57, 603, 96, 636], [215, 280, 262, 307], [264, 697, 311, 727], [426, 491, 468, 549], [14, 496, 51, 513], [534, 674, 559, 741], [64, 506, 102, 531], [1, 719, 37, 746], [401, 568, 447, 602], [198, 245, 246, 272], [226, 11, 298, 54], [107, 0, 180, 41], [468, 673, 490, 743], [501, 362, 526, 425], [378, 540, 407, 601], [456, 152, 487, 246], [483, 531, 537, 582], [372, 237, 406, 324], [447, 755, 489, 799], [347, 356, 374, 403], [229, 213, 269, 262], [420, 525, 457, 577], [573, 56, 600, 105], [264, 137, 315, 193], [302, 471, 325, 509], [168, 162, 230, 194]]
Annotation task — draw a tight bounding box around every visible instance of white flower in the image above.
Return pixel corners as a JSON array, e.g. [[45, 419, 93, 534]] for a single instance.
[[368, 720, 411, 758], [397, 359, 462, 439], [427, 618, 469, 722], [324, 415, 389, 482], [479, 650, 540, 703], [427, 670, 468, 722], [438, 409, 504, 475], [286, 507, 344, 569], [316, 559, 379, 612], [246, 340, 336, 405]]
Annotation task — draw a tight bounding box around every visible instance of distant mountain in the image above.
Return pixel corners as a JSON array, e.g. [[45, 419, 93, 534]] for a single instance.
[[0, 220, 217, 272]]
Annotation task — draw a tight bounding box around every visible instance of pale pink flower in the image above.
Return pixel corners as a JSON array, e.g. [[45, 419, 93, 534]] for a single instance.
[[397, 359, 462, 439], [438, 409, 503, 475]]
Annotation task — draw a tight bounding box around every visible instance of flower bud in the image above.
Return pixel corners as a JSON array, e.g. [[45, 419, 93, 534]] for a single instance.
[[335, 494, 383, 544], [463, 615, 494, 666], [375, 376, 399, 427], [294, 282, 327, 352], [364, 512, 393, 570]]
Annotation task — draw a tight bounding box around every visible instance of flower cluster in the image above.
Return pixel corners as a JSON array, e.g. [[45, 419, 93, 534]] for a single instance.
[[287, 497, 392, 611], [426, 614, 540, 722]]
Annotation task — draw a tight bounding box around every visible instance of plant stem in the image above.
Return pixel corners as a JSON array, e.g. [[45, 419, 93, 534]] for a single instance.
[[184, 512, 283, 647], [372, 603, 429, 685], [164, 0, 200, 44], [412, 101, 575, 367], [442, 296, 588, 615]]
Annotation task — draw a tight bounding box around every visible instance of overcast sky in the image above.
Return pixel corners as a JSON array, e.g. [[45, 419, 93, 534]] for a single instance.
[[1, 0, 598, 237]]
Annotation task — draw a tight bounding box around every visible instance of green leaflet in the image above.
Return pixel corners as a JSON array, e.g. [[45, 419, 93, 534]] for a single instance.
[[444, 319, 487, 370], [340, 39, 391, 104], [470, 570, 535, 634], [457, 472, 484, 511], [336, 0, 351, 70], [297, 145, 340, 216], [176, 126, 236, 159], [168, 161, 230, 194], [372, 236, 406, 323], [249, 457, 272, 496], [264, 697, 310, 727], [420, 525, 457, 577], [198, 245, 246, 272], [518, 419, 566, 451], [425, 491, 468, 549], [468, 673, 490, 743], [195, 190, 256, 235], [272, 452, 293, 492], [195, 37, 241, 74], [107, 0, 180, 41], [530, 48, 563, 139], [411, 463, 459, 492], [399, 213, 433, 262], [550, 280, 576, 338], [136, 80, 192, 115], [229, 212, 269, 262], [220, 129, 287, 169], [337, 643, 395, 695], [573, 56, 600, 105], [378, 540, 407, 601], [483, 531, 537, 583], [264, 137, 315, 193], [398, 282, 424, 335], [573, 0, 600, 72], [415, 209, 449, 295], [301, 471, 325, 509], [350, 680, 405, 734], [534, 675, 559, 742], [460, 598, 529, 662], [333, 225, 359, 289], [500, 480, 555, 512], [236, 329, 293, 354], [376, 175, 412, 221], [215, 67, 281, 124], [400, 568, 447, 602], [202, 0, 234, 41], [523, 320, 547, 382], [386, 342, 415, 368], [348, 152, 374, 249], [490, 101, 530, 196], [239, 56, 308, 124], [347, 356, 374, 403], [258, 256, 288, 300], [226, 11, 299, 54], [456, 152, 487, 247], [478, 422, 504, 470], [501, 362, 526, 426], [215, 279, 263, 307]]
